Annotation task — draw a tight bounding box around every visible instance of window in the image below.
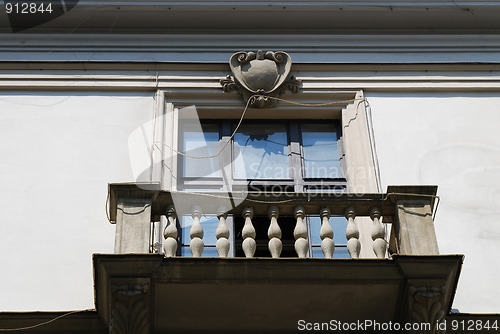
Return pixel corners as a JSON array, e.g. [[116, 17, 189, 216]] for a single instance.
[[176, 119, 349, 257], [179, 120, 346, 192], [233, 123, 290, 180]]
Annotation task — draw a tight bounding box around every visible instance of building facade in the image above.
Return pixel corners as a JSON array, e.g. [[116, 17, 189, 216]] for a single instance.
[[1, 1, 500, 332]]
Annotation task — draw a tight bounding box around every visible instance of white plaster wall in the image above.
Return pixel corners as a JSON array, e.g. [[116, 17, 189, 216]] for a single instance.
[[2, 89, 498, 313], [367, 92, 500, 313], [0, 92, 154, 311]]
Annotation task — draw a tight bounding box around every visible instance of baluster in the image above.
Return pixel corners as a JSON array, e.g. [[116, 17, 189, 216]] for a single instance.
[[163, 205, 178, 257], [268, 206, 282, 258], [216, 206, 230, 257], [190, 205, 204, 257], [370, 207, 387, 258], [345, 207, 360, 258], [242, 207, 256, 258], [319, 207, 335, 258], [294, 206, 308, 258]]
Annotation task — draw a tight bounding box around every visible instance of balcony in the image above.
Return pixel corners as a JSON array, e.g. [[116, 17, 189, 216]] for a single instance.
[[108, 184, 442, 258], [97, 183, 463, 333]]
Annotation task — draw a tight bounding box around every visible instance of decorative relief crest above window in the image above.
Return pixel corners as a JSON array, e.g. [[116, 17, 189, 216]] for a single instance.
[[220, 50, 301, 108]]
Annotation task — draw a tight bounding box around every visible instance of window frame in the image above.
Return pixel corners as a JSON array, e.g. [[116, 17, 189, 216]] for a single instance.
[[178, 119, 347, 193]]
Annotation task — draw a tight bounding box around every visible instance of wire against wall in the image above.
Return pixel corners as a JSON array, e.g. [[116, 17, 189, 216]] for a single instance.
[[105, 182, 160, 224], [161, 190, 440, 218], [152, 94, 368, 160], [105, 188, 111, 223], [116, 95, 441, 222], [0, 309, 95, 331], [105, 188, 441, 224], [382, 192, 441, 221], [363, 97, 383, 193], [150, 89, 162, 182]]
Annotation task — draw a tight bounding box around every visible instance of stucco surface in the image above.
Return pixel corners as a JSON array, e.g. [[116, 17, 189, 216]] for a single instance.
[[368, 92, 500, 312], [1, 90, 498, 313], [0, 92, 154, 311]]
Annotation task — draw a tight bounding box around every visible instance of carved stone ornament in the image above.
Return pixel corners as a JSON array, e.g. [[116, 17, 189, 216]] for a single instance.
[[408, 285, 446, 334], [110, 283, 150, 334], [220, 50, 301, 108]]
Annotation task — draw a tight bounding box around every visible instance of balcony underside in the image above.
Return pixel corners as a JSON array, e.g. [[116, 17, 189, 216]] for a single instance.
[[94, 254, 462, 333]]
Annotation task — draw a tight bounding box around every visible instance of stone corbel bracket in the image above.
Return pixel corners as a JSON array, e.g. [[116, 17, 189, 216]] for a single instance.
[[407, 283, 447, 334], [220, 50, 301, 108], [109, 280, 150, 334]]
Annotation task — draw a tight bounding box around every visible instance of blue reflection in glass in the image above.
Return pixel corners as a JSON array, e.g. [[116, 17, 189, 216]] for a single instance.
[[301, 124, 341, 179], [312, 246, 350, 259], [181, 215, 218, 246], [181, 246, 219, 257], [309, 216, 348, 245], [183, 124, 220, 178], [233, 124, 289, 179]]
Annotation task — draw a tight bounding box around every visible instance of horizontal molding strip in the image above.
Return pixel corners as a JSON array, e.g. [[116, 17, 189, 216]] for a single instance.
[[3, 34, 500, 63], [2, 63, 500, 91]]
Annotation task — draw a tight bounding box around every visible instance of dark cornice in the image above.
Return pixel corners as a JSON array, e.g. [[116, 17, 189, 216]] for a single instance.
[[3, 1, 500, 33]]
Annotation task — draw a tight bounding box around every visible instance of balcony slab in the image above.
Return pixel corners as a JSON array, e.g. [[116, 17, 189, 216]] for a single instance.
[[94, 254, 462, 333]]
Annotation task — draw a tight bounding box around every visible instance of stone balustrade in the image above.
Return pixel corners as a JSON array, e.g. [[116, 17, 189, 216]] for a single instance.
[[160, 202, 386, 259], [109, 184, 440, 258]]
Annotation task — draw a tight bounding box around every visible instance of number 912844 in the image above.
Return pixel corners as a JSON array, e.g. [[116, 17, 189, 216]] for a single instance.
[[5, 2, 53, 14]]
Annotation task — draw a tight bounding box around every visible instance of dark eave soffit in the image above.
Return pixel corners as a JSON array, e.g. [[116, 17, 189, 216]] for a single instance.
[[3, 1, 500, 33]]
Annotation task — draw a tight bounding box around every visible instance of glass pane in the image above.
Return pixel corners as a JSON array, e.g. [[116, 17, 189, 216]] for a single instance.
[[301, 124, 342, 179], [233, 123, 289, 179], [182, 123, 220, 178], [312, 246, 350, 259], [309, 216, 348, 245], [333, 246, 350, 259], [181, 246, 219, 257], [311, 246, 325, 258], [333, 217, 348, 244], [181, 215, 218, 245]]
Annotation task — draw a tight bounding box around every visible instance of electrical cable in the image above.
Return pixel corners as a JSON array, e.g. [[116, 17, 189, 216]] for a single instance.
[[112, 96, 441, 224], [169, 190, 297, 205], [105, 187, 111, 223], [0, 309, 94, 331], [382, 192, 441, 221], [363, 97, 383, 193], [264, 95, 364, 107], [154, 95, 251, 159], [145, 190, 441, 210], [105, 182, 160, 223], [150, 89, 161, 182], [153, 95, 367, 160]]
